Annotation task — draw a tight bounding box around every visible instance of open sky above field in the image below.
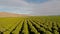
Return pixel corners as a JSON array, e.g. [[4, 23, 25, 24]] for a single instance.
[[0, 0, 60, 15]]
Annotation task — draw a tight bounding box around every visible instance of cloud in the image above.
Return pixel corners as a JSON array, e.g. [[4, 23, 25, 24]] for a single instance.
[[25, 0, 48, 4], [0, 0, 60, 15], [0, 0, 32, 14], [31, 0, 60, 15], [0, 0, 29, 7]]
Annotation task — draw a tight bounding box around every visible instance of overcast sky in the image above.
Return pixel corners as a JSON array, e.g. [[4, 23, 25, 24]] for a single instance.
[[0, 0, 60, 15]]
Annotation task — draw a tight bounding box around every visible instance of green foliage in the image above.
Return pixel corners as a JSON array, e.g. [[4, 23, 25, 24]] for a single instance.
[[0, 16, 60, 34], [45, 31, 52, 34]]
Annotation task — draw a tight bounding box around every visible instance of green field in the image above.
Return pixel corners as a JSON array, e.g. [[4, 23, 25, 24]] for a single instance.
[[0, 16, 60, 34]]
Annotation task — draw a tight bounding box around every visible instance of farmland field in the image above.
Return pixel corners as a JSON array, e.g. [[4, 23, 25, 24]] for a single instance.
[[0, 16, 60, 34]]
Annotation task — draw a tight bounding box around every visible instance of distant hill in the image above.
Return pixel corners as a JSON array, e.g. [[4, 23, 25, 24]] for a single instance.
[[0, 12, 30, 17]]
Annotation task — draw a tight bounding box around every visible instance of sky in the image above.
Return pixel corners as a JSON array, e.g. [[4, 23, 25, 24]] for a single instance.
[[0, 0, 60, 15]]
